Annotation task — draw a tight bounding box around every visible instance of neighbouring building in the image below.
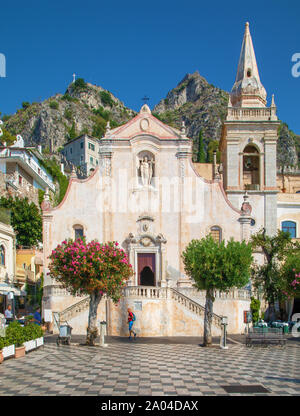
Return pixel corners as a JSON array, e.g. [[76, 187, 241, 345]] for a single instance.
[[0, 135, 55, 205], [42, 22, 300, 337], [0, 209, 26, 316], [61, 135, 100, 177]]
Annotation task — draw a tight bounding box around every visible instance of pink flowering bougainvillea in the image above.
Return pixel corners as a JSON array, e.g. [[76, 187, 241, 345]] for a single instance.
[[281, 255, 300, 300], [49, 239, 133, 345]]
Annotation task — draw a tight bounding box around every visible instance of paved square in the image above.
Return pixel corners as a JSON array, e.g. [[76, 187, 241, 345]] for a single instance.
[[0, 336, 299, 396]]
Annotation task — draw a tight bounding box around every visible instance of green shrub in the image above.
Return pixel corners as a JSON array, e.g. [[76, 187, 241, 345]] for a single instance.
[[23, 323, 43, 341], [250, 297, 261, 324], [6, 321, 26, 347], [64, 108, 73, 121], [22, 101, 30, 110], [71, 78, 87, 92], [49, 101, 59, 110], [100, 91, 114, 107]]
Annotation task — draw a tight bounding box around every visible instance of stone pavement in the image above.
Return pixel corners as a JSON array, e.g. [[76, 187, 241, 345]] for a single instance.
[[0, 335, 299, 396]]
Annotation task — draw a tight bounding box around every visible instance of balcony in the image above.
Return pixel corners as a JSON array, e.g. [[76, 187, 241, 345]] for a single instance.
[[227, 107, 277, 121], [0, 149, 55, 191]]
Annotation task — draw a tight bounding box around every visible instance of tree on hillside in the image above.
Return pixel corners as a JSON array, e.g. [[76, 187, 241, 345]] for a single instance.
[[182, 235, 252, 346], [0, 196, 42, 247], [197, 130, 206, 163], [250, 229, 300, 320], [49, 239, 133, 345], [277, 123, 297, 190]]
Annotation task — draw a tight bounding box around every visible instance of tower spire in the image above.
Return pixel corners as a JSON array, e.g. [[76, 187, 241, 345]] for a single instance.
[[231, 22, 267, 108]]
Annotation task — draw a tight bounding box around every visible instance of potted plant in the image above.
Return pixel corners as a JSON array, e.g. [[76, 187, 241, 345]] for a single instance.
[[6, 322, 26, 359], [0, 337, 5, 364], [23, 324, 37, 352]]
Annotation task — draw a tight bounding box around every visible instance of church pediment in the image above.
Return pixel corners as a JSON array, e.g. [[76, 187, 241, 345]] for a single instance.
[[104, 104, 185, 141]]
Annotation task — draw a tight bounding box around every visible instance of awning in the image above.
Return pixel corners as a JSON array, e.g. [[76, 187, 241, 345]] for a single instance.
[[0, 283, 26, 296]]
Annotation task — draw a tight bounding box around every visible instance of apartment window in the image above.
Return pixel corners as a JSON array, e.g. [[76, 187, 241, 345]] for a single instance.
[[80, 155, 84, 163], [18, 175, 22, 185], [0, 245, 5, 266], [90, 156, 93, 164], [80, 142, 84, 149], [88, 143, 95, 151], [70, 148, 73, 154], [282, 221, 296, 238], [96, 160, 98, 165]]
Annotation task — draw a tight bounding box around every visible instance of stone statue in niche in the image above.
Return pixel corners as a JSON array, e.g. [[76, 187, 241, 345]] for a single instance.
[[138, 156, 155, 186]]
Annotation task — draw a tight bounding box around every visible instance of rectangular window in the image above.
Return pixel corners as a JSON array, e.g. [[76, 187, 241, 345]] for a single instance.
[[90, 156, 93, 164], [88, 143, 95, 151], [70, 148, 72, 154], [80, 142, 84, 149], [18, 175, 22, 185]]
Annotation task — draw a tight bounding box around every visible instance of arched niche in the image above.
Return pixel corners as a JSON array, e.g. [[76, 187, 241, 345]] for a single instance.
[[242, 144, 260, 190], [136, 150, 155, 187]]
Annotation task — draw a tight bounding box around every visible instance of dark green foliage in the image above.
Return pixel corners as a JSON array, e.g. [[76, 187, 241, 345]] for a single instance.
[[93, 106, 111, 121], [64, 107, 73, 121], [38, 189, 45, 206], [100, 91, 114, 107], [251, 229, 300, 306], [152, 112, 164, 122], [22, 102, 30, 110], [39, 158, 69, 205], [197, 130, 206, 163], [0, 128, 16, 145], [61, 94, 78, 103], [49, 101, 59, 110], [92, 117, 106, 138], [0, 207, 11, 225], [71, 78, 87, 92], [6, 321, 26, 347], [277, 122, 297, 170], [67, 122, 77, 141], [206, 140, 221, 163], [0, 196, 42, 247], [0, 322, 44, 349], [25, 274, 43, 309], [250, 297, 260, 323], [182, 235, 252, 292]]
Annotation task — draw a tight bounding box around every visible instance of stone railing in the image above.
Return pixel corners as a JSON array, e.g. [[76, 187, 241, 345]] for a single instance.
[[123, 286, 222, 328], [171, 288, 222, 328], [227, 107, 275, 121], [123, 286, 168, 299], [55, 296, 90, 323], [176, 287, 251, 301]]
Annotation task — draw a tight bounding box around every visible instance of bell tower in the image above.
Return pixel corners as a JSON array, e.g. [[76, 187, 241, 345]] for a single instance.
[[220, 22, 280, 235]]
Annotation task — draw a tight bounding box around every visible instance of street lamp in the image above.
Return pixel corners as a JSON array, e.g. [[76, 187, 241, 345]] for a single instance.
[[220, 316, 228, 349]]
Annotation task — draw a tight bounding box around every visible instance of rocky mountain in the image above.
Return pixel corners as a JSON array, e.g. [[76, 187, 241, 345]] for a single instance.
[[2, 80, 136, 152], [153, 71, 229, 157]]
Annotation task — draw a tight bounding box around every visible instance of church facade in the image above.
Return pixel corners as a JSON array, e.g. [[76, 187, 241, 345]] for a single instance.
[[42, 23, 292, 336]]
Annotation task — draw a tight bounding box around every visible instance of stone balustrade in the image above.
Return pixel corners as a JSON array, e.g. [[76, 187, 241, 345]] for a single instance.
[[227, 107, 274, 121]]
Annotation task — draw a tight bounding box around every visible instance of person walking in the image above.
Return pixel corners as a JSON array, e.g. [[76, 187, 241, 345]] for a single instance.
[[128, 308, 137, 340]]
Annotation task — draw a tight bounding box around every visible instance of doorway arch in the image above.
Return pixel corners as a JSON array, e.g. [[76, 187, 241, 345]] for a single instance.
[[140, 266, 155, 286]]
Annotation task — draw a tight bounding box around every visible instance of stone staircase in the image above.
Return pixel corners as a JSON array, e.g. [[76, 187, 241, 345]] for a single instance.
[[52, 286, 246, 334]]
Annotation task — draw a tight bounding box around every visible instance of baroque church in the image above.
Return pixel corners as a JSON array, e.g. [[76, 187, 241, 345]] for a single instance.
[[41, 23, 298, 336]]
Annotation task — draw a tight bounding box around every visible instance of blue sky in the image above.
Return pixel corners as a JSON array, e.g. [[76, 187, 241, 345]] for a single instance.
[[0, 0, 299, 133]]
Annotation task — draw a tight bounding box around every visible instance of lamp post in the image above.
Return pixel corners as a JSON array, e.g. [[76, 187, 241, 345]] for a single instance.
[[220, 316, 228, 349]]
